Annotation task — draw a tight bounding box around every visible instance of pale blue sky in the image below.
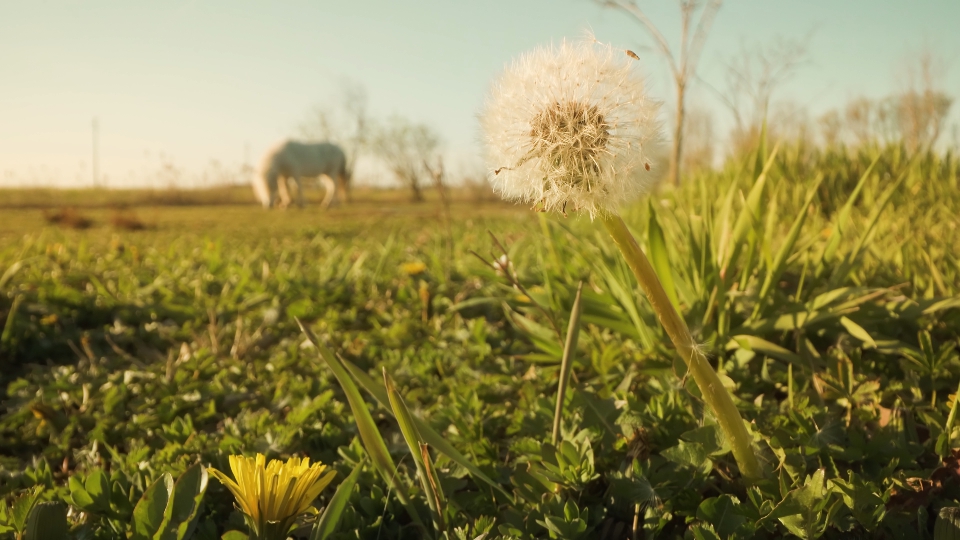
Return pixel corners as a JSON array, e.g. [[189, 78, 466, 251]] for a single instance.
[[1, 1, 957, 187]]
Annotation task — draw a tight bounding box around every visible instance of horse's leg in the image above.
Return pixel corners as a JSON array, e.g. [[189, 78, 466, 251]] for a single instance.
[[336, 172, 349, 205], [277, 176, 292, 209], [319, 175, 336, 209], [295, 176, 306, 208]]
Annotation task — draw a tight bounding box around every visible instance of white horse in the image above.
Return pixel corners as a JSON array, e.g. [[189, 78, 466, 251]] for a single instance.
[[253, 141, 350, 209]]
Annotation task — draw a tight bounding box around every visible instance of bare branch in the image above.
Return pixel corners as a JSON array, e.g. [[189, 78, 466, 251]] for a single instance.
[[597, 0, 680, 78], [685, 0, 722, 79]]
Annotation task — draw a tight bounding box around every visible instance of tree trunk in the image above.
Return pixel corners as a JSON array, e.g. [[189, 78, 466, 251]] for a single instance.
[[669, 82, 686, 186]]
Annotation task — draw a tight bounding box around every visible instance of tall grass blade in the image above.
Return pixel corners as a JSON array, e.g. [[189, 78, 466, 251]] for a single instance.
[[817, 153, 881, 274], [384, 369, 446, 532], [647, 200, 680, 310], [830, 171, 907, 286], [723, 142, 781, 273], [753, 173, 826, 319], [310, 458, 366, 540], [336, 353, 513, 499], [296, 318, 423, 527], [552, 281, 583, 446]]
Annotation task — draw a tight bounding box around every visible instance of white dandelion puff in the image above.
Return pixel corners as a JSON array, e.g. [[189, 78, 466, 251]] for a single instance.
[[480, 38, 665, 219]]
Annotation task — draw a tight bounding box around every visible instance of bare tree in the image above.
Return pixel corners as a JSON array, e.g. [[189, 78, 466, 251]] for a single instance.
[[818, 109, 843, 147], [892, 49, 953, 152], [712, 37, 808, 154], [299, 80, 370, 180], [371, 116, 440, 202], [598, 0, 722, 185], [680, 105, 715, 171]]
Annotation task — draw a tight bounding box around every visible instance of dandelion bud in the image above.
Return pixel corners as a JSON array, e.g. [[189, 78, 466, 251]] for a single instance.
[[480, 39, 664, 218]]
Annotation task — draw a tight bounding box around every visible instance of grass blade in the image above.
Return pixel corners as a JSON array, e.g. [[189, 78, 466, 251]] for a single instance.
[[296, 318, 423, 527], [335, 354, 513, 500], [552, 282, 583, 446], [310, 458, 366, 540], [723, 141, 781, 272], [384, 369, 446, 532], [817, 153, 881, 274], [647, 201, 680, 310], [830, 171, 907, 286], [753, 173, 826, 318]]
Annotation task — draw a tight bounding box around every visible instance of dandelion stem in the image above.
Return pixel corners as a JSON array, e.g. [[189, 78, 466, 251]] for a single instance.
[[601, 213, 763, 481]]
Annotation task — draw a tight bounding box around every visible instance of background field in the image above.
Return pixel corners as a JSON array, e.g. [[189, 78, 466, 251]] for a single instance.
[[2, 143, 960, 539]]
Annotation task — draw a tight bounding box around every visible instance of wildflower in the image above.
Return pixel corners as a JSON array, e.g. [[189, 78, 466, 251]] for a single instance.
[[480, 39, 663, 218], [480, 37, 764, 481], [401, 261, 427, 276], [209, 453, 336, 540]]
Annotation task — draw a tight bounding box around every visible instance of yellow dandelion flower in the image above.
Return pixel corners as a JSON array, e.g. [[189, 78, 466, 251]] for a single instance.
[[400, 261, 427, 276], [209, 454, 336, 540]]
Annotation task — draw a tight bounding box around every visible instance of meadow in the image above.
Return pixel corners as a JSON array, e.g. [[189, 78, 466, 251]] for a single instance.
[[2, 141, 960, 539]]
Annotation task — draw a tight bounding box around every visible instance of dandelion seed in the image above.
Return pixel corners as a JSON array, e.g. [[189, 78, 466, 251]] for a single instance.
[[480, 39, 664, 218]]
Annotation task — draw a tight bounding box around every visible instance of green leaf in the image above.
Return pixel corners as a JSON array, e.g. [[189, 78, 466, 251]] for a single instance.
[[775, 469, 831, 539], [831, 472, 885, 532], [697, 495, 749, 538], [130, 473, 174, 540], [69, 475, 96, 511], [662, 441, 710, 472], [158, 463, 209, 540], [727, 335, 802, 365], [11, 487, 42, 532], [839, 316, 877, 349], [85, 470, 111, 511], [24, 501, 69, 540], [311, 458, 365, 540]]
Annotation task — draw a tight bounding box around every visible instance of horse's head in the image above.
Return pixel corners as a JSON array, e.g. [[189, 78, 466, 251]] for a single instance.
[[251, 170, 275, 208]]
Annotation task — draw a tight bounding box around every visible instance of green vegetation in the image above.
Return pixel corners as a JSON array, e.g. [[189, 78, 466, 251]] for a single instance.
[[1, 142, 960, 538]]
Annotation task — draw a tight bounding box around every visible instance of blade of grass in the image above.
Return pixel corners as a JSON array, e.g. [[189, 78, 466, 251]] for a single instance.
[[722, 142, 781, 273], [647, 200, 680, 310], [296, 318, 423, 528], [753, 173, 826, 319], [336, 354, 513, 500], [830, 171, 907, 286], [384, 369, 446, 533], [816, 153, 881, 275], [310, 458, 366, 540], [937, 380, 960, 458], [552, 281, 583, 446]]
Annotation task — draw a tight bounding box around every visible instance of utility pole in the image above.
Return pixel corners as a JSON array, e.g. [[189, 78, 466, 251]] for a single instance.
[[92, 117, 100, 187]]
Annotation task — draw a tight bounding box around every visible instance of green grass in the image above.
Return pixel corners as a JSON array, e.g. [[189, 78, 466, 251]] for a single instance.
[[1, 142, 959, 539]]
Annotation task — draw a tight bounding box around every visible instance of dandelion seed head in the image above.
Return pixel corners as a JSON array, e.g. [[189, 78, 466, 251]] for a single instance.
[[480, 38, 664, 219]]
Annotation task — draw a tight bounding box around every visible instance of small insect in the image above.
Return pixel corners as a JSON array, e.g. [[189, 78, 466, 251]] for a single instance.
[[644, 162, 651, 171], [625, 49, 640, 60]]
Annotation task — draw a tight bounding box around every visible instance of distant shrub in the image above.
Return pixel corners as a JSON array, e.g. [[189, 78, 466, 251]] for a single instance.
[[109, 210, 148, 231], [42, 207, 94, 229]]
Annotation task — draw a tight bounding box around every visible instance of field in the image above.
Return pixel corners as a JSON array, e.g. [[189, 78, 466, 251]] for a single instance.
[[2, 143, 960, 539]]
